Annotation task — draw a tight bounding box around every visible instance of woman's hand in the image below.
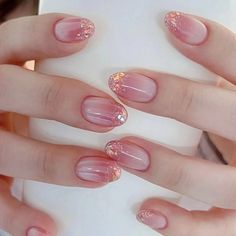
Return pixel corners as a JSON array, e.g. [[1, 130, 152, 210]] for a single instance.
[[105, 12, 236, 235], [0, 13, 128, 236]]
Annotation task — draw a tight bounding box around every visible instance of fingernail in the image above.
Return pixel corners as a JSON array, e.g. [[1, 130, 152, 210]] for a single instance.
[[81, 96, 128, 127], [54, 17, 95, 42], [75, 157, 121, 183], [105, 141, 150, 171], [137, 209, 168, 231], [165, 11, 208, 45], [109, 72, 157, 102], [27, 227, 49, 236]]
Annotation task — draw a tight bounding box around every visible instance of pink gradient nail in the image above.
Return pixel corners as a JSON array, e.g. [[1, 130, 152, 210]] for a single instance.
[[109, 72, 157, 102], [137, 209, 168, 231], [27, 227, 49, 236], [75, 157, 121, 183], [54, 17, 95, 42], [81, 96, 128, 127], [165, 11, 208, 45], [105, 140, 150, 171]]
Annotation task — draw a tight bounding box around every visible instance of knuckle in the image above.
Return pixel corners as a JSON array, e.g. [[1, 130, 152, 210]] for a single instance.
[[37, 146, 57, 181], [42, 78, 68, 118], [164, 162, 191, 191], [167, 83, 197, 119]]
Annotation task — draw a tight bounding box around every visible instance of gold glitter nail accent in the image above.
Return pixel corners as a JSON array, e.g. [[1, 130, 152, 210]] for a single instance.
[[76, 18, 95, 41], [109, 72, 127, 95], [108, 164, 121, 182], [105, 141, 124, 161], [165, 11, 183, 33]]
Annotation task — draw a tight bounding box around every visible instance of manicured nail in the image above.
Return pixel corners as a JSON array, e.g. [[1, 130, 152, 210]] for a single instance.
[[75, 157, 121, 183], [81, 96, 128, 127], [105, 141, 150, 171], [27, 227, 49, 236], [165, 11, 208, 45], [54, 17, 95, 42], [109, 72, 157, 102], [137, 209, 168, 231]]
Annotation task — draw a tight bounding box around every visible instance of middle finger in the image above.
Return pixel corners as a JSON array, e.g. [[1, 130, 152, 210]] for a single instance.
[[105, 137, 236, 209], [108, 70, 236, 141], [0, 64, 128, 132]]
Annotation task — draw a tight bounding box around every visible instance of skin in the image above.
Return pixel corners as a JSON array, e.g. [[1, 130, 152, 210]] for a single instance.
[[0, 3, 123, 236], [113, 16, 236, 236], [1, 2, 236, 236]]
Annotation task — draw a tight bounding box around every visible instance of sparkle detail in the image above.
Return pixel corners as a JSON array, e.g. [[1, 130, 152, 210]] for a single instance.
[[112, 104, 128, 125], [105, 141, 124, 161], [165, 11, 183, 33], [109, 72, 127, 95], [108, 164, 121, 181], [76, 18, 95, 40]]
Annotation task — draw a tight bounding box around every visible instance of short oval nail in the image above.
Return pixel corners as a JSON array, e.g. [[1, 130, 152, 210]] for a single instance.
[[27, 227, 49, 236], [75, 157, 121, 183], [165, 11, 208, 45], [137, 209, 168, 231], [54, 17, 95, 42], [105, 140, 150, 171], [81, 96, 128, 127], [109, 72, 157, 102]]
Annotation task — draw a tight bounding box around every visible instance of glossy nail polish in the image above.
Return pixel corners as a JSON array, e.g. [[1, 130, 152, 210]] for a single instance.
[[105, 140, 150, 171], [81, 96, 128, 127], [165, 11, 208, 45], [137, 209, 168, 231], [27, 227, 49, 236], [75, 157, 121, 183], [54, 17, 95, 42], [109, 72, 157, 102]]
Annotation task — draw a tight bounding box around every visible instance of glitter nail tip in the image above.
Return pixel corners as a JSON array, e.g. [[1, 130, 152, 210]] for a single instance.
[[75, 157, 121, 183], [137, 209, 168, 231], [81, 96, 128, 127], [165, 11, 208, 45], [109, 72, 157, 102]]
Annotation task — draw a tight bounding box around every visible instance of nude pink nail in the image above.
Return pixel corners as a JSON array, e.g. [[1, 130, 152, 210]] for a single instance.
[[75, 157, 121, 183], [109, 72, 157, 102], [27, 227, 49, 236], [105, 140, 150, 171], [137, 209, 168, 231], [165, 11, 208, 45], [81, 96, 128, 127], [54, 17, 95, 42]]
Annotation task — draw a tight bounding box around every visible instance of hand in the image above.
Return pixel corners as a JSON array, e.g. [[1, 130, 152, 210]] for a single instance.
[[105, 12, 236, 235], [0, 13, 127, 236]]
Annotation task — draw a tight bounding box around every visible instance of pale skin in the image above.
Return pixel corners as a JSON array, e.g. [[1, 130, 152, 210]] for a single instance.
[[0, 2, 236, 236]]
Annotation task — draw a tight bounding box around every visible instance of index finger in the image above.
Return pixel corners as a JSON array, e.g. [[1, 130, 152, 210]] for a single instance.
[[0, 13, 95, 63]]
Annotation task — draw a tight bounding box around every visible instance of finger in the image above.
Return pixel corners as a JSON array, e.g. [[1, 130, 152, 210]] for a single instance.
[[136, 198, 236, 236], [108, 70, 236, 141], [0, 129, 121, 188], [0, 13, 95, 64], [105, 137, 236, 208], [0, 178, 57, 236], [0, 65, 127, 132], [164, 11, 236, 84]]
